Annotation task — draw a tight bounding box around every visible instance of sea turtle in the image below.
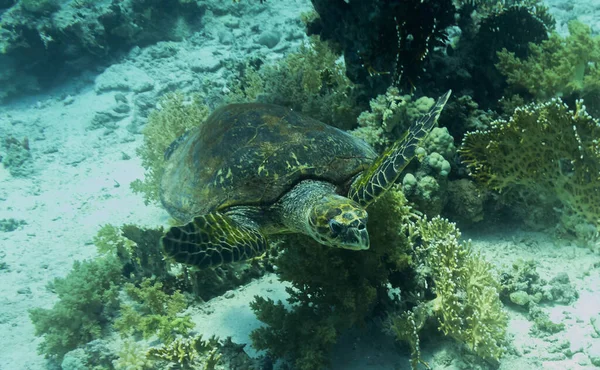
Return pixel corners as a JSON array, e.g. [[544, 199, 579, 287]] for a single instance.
[[160, 91, 451, 268]]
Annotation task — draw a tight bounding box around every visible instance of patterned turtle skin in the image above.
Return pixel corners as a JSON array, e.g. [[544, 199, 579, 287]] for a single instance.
[[160, 92, 451, 268]]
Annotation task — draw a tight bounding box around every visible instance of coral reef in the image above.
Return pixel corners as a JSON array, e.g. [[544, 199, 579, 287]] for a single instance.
[[250, 188, 414, 370], [443, 179, 485, 226], [97, 223, 266, 301], [130, 92, 210, 205], [112, 335, 255, 370], [499, 259, 577, 334], [421, 3, 549, 111], [113, 278, 193, 343], [29, 221, 263, 368], [349, 86, 455, 217], [350, 86, 434, 151], [61, 340, 116, 370], [307, 0, 455, 95], [0, 0, 205, 100], [29, 256, 123, 360], [112, 339, 153, 370], [250, 188, 507, 369], [496, 20, 600, 106], [147, 335, 221, 369], [227, 37, 361, 130], [460, 98, 600, 237], [405, 217, 508, 363], [1, 136, 33, 177]]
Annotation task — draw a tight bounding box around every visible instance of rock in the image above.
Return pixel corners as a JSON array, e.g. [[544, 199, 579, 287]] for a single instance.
[[224, 290, 235, 299], [188, 49, 222, 73], [95, 64, 154, 93], [257, 30, 281, 48], [549, 272, 578, 304], [114, 93, 128, 104], [17, 287, 31, 295], [218, 29, 235, 45], [63, 95, 75, 105], [587, 340, 600, 367], [573, 352, 590, 366], [89, 109, 128, 130], [592, 313, 600, 337], [113, 103, 131, 114]]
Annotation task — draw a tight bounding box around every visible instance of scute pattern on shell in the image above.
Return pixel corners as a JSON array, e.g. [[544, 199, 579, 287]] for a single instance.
[[160, 103, 377, 222]]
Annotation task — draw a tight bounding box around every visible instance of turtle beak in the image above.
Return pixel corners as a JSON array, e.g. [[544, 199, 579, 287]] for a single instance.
[[328, 217, 369, 250], [341, 223, 370, 250], [354, 227, 370, 250]]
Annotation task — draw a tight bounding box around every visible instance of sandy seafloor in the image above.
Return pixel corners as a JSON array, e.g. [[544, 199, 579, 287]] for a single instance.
[[1, 0, 600, 369]]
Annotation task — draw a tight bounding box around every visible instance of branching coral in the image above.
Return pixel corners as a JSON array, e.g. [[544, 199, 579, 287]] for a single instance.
[[250, 187, 416, 370], [496, 20, 600, 102], [130, 92, 210, 205], [114, 278, 193, 344], [94, 224, 137, 259], [250, 188, 506, 369], [412, 216, 508, 362], [460, 98, 600, 236], [147, 335, 222, 369], [113, 339, 153, 370], [29, 256, 123, 360], [227, 37, 361, 130]]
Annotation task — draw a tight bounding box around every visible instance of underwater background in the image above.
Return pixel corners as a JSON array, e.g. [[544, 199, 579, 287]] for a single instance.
[[1, 0, 600, 369]]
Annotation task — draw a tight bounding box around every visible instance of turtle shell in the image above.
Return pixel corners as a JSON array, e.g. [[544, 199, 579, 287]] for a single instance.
[[160, 103, 377, 222]]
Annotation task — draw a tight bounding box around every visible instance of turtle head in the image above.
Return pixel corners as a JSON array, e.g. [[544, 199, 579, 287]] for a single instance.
[[307, 194, 369, 250]]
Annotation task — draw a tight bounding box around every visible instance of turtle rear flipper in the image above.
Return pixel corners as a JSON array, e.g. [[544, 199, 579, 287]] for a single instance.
[[349, 90, 451, 207], [161, 212, 268, 269]]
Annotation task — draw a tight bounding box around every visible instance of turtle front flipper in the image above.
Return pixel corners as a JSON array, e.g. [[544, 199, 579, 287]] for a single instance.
[[348, 90, 451, 207], [161, 212, 268, 269]]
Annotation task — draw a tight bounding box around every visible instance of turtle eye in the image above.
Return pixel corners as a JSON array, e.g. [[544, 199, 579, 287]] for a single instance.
[[328, 219, 344, 237]]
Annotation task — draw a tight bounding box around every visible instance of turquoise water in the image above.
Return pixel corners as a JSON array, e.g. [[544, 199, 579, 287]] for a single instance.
[[1, 0, 599, 369]]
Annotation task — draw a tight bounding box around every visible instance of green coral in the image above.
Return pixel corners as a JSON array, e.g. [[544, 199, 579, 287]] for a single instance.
[[386, 307, 430, 369], [250, 188, 506, 368], [130, 92, 210, 205], [114, 278, 193, 344], [95, 223, 174, 287], [29, 256, 123, 360], [496, 20, 600, 103], [460, 98, 600, 237], [112, 339, 153, 370], [227, 37, 361, 130], [422, 127, 456, 161], [250, 187, 415, 370], [413, 216, 508, 362], [351, 86, 434, 152], [94, 224, 136, 259], [147, 335, 221, 369]]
